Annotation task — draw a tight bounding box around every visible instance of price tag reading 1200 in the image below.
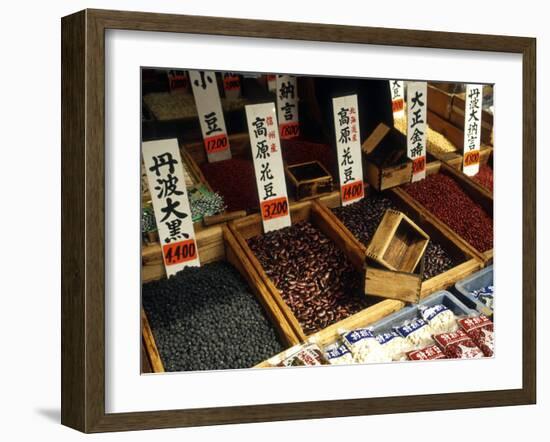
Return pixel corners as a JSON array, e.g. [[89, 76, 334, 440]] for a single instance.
[[261, 197, 289, 221], [163, 239, 198, 266], [341, 180, 364, 203], [204, 133, 229, 154]]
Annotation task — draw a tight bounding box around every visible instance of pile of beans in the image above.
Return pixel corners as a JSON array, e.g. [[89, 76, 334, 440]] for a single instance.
[[281, 139, 337, 177], [247, 222, 371, 335], [404, 173, 493, 252], [142, 261, 285, 372], [200, 158, 259, 212], [472, 164, 493, 192], [332, 195, 457, 280]]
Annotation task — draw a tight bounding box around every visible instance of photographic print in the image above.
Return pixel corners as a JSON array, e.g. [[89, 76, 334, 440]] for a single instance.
[[140, 70, 495, 373]]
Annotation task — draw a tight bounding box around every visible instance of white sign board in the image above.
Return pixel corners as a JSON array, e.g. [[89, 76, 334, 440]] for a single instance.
[[266, 74, 277, 92], [276, 75, 299, 140], [245, 103, 291, 233], [406, 81, 428, 182], [222, 72, 241, 100], [332, 95, 365, 206], [390, 80, 405, 117], [462, 84, 483, 176], [142, 139, 200, 276], [189, 70, 231, 162]]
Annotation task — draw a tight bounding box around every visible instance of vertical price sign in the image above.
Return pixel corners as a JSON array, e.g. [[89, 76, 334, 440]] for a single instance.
[[142, 139, 200, 276], [167, 70, 189, 93], [332, 95, 364, 206], [245, 103, 291, 233], [189, 70, 231, 162], [222, 72, 241, 100], [406, 81, 428, 182], [276, 75, 299, 140], [462, 84, 483, 176], [390, 80, 405, 116]]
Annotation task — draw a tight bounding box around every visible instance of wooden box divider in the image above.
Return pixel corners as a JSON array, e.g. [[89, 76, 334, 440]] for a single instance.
[[284, 160, 333, 201], [366, 209, 430, 273], [362, 122, 413, 191], [392, 161, 493, 264], [317, 187, 483, 299], [141, 224, 302, 373], [427, 84, 454, 120], [228, 200, 409, 342]]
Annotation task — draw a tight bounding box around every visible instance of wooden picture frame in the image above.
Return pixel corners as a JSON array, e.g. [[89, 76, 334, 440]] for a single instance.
[[61, 9, 536, 433]]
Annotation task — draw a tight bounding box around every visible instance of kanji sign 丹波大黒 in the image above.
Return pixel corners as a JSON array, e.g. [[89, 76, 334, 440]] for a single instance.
[[390, 80, 405, 116], [276, 75, 299, 140], [332, 95, 364, 206], [142, 138, 200, 275], [189, 70, 231, 162], [245, 103, 291, 233], [462, 84, 483, 176], [406, 81, 427, 182]]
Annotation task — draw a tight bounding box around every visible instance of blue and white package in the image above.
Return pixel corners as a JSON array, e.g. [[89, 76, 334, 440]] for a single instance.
[[324, 342, 354, 365], [341, 328, 391, 364], [375, 331, 409, 361], [419, 304, 458, 334], [394, 318, 434, 350]]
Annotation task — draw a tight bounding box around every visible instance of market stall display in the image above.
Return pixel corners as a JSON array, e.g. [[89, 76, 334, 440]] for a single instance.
[[139, 72, 496, 374]]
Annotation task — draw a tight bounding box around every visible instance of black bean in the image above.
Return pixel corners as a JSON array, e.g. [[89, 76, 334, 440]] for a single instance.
[[142, 261, 285, 372]]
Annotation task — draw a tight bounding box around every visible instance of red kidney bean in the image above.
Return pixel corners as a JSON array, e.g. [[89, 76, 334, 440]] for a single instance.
[[404, 173, 493, 252], [247, 221, 372, 335]]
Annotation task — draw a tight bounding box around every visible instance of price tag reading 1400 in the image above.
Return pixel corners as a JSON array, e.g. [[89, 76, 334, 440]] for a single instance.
[[341, 180, 364, 203], [261, 197, 289, 221], [163, 239, 198, 266]]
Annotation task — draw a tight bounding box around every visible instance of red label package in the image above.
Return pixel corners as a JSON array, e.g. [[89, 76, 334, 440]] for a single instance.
[[407, 345, 446, 361], [433, 329, 484, 359], [458, 315, 494, 357]]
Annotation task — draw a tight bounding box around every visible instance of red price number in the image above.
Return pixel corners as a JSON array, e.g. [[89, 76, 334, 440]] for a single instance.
[[261, 197, 289, 221], [223, 76, 240, 91], [279, 122, 299, 139], [464, 150, 480, 167], [392, 99, 404, 113], [204, 134, 229, 154], [341, 180, 364, 203], [163, 239, 197, 266], [412, 156, 426, 174]]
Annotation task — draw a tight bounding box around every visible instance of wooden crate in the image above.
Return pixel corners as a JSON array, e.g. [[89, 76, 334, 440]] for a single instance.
[[254, 298, 405, 368], [366, 209, 430, 273], [141, 224, 301, 373], [317, 188, 483, 299], [284, 160, 333, 201], [392, 162, 493, 264], [427, 84, 454, 120], [228, 200, 408, 342], [362, 122, 413, 191]]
